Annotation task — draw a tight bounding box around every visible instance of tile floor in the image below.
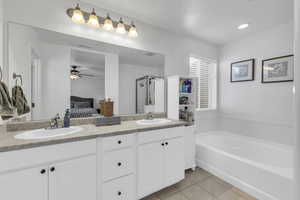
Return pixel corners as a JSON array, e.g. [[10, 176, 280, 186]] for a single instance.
[[142, 168, 257, 200]]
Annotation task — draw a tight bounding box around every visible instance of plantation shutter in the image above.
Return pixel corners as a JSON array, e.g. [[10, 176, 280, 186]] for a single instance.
[[189, 57, 213, 109]]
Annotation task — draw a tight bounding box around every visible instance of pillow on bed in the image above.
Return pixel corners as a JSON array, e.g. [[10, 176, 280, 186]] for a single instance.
[[70, 108, 98, 118], [73, 101, 91, 109]]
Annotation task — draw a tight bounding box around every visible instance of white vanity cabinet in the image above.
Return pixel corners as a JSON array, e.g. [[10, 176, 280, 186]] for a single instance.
[[137, 127, 185, 199], [138, 140, 165, 196], [98, 134, 136, 200], [49, 155, 97, 200], [0, 165, 48, 200], [0, 155, 96, 200], [0, 125, 187, 200], [98, 126, 185, 200], [0, 140, 97, 200]]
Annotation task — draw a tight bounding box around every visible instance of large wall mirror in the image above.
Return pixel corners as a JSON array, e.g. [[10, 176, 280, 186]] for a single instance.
[[5, 22, 166, 121]]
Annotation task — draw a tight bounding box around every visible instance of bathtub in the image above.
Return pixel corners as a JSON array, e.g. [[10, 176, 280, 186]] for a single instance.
[[196, 131, 293, 200]]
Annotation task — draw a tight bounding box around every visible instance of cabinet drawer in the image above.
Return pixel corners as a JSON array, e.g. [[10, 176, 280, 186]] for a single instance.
[[138, 127, 184, 144], [102, 148, 134, 181], [103, 134, 135, 152], [102, 175, 134, 200]]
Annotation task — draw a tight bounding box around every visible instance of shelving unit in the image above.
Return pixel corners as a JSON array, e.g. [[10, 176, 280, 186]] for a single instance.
[[179, 92, 193, 95], [167, 76, 196, 121], [179, 105, 195, 107], [167, 75, 197, 170]]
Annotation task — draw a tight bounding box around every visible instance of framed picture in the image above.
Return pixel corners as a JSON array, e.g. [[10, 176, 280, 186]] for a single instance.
[[231, 59, 255, 82], [262, 55, 294, 83]]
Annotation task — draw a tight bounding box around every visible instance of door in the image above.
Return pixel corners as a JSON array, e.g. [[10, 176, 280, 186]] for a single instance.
[[0, 166, 48, 200], [49, 155, 97, 200], [138, 141, 164, 198], [165, 137, 185, 186]]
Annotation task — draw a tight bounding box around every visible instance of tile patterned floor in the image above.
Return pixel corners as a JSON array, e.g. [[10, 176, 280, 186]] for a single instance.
[[142, 168, 257, 200]]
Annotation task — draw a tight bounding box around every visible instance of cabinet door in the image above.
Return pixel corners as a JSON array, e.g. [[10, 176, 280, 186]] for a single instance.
[[138, 141, 164, 198], [165, 137, 185, 186], [0, 166, 48, 200], [49, 155, 97, 200]]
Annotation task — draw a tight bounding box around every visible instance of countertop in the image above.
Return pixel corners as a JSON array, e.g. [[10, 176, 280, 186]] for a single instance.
[[0, 120, 189, 153]]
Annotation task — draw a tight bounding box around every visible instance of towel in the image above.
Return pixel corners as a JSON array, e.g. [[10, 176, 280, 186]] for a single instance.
[[0, 81, 14, 115], [12, 86, 30, 115]]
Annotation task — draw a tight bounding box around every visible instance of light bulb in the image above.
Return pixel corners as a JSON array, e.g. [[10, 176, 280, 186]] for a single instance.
[[72, 4, 85, 24], [128, 22, 138, 38], [103, 14, 114, 31], [70, 74, 79, 80], [238, 23, 249, 30], [87, 8, 100, 28], [116, 18, 126, 34]]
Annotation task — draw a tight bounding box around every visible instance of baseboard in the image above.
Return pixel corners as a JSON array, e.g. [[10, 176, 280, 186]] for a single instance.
[[196, 159, 279, 200], [185, 163, 196, 171]]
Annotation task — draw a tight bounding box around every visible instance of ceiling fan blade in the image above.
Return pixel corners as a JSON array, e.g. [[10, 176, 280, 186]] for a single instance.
[[80, 74, 96, 77]]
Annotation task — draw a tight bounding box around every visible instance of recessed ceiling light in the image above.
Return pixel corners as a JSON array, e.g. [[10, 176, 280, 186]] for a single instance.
[[238, 23, 249, 30]]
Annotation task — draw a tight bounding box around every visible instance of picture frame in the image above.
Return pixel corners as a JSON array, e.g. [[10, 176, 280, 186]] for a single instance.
[[262, 55, 294, 83], [231, 59, 255, 82]]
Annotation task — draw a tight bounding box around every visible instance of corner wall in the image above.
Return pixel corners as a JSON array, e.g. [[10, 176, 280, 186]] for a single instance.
[[219, 22, 295, 145]]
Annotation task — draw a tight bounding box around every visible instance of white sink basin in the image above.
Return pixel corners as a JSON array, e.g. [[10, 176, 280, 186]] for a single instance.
[[136, 118, 172, 125], [14, 126, 83, 140]]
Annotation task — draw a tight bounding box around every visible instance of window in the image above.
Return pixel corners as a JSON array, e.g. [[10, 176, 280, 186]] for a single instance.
[[189, 56, 217, 110]]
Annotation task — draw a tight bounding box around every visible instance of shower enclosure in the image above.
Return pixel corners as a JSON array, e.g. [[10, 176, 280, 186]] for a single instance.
[[136, 76, 164, 114]]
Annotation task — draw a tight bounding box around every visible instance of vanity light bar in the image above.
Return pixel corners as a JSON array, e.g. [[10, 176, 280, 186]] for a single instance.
[[66, 4, 138, 38]]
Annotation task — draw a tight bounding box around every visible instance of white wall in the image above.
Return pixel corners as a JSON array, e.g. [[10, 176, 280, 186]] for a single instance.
[[8, 23, 43, 119], [2, 0, 218, 79], [195, 110, 220, 132], [40, 43, 70, 119], [119, 64, 163, 115], [219, 22, 294, 145], [0, 0, 3, 68], [105, 54, 119, 114], [294, 0, 300, 199], [71, 76, 105, 108]]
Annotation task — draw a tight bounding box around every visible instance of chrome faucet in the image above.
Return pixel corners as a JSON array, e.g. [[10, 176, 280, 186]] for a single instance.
[[146, 112, 154, 120], [49, 113, 61, 129]]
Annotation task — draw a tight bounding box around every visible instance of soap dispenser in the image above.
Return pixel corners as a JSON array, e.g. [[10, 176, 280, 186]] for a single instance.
[[64, 109, 70, 128]]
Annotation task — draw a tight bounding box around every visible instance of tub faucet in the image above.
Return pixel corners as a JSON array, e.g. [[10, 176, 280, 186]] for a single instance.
[[49, 113, 60, 129], [146, 112, 154, 120]]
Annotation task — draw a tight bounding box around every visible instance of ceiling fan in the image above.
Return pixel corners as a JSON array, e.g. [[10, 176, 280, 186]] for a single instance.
[[70, 65, 96, 80]]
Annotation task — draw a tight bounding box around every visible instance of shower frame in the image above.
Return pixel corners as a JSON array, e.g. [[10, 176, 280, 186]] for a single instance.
[[135, 75, 163, 114]]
